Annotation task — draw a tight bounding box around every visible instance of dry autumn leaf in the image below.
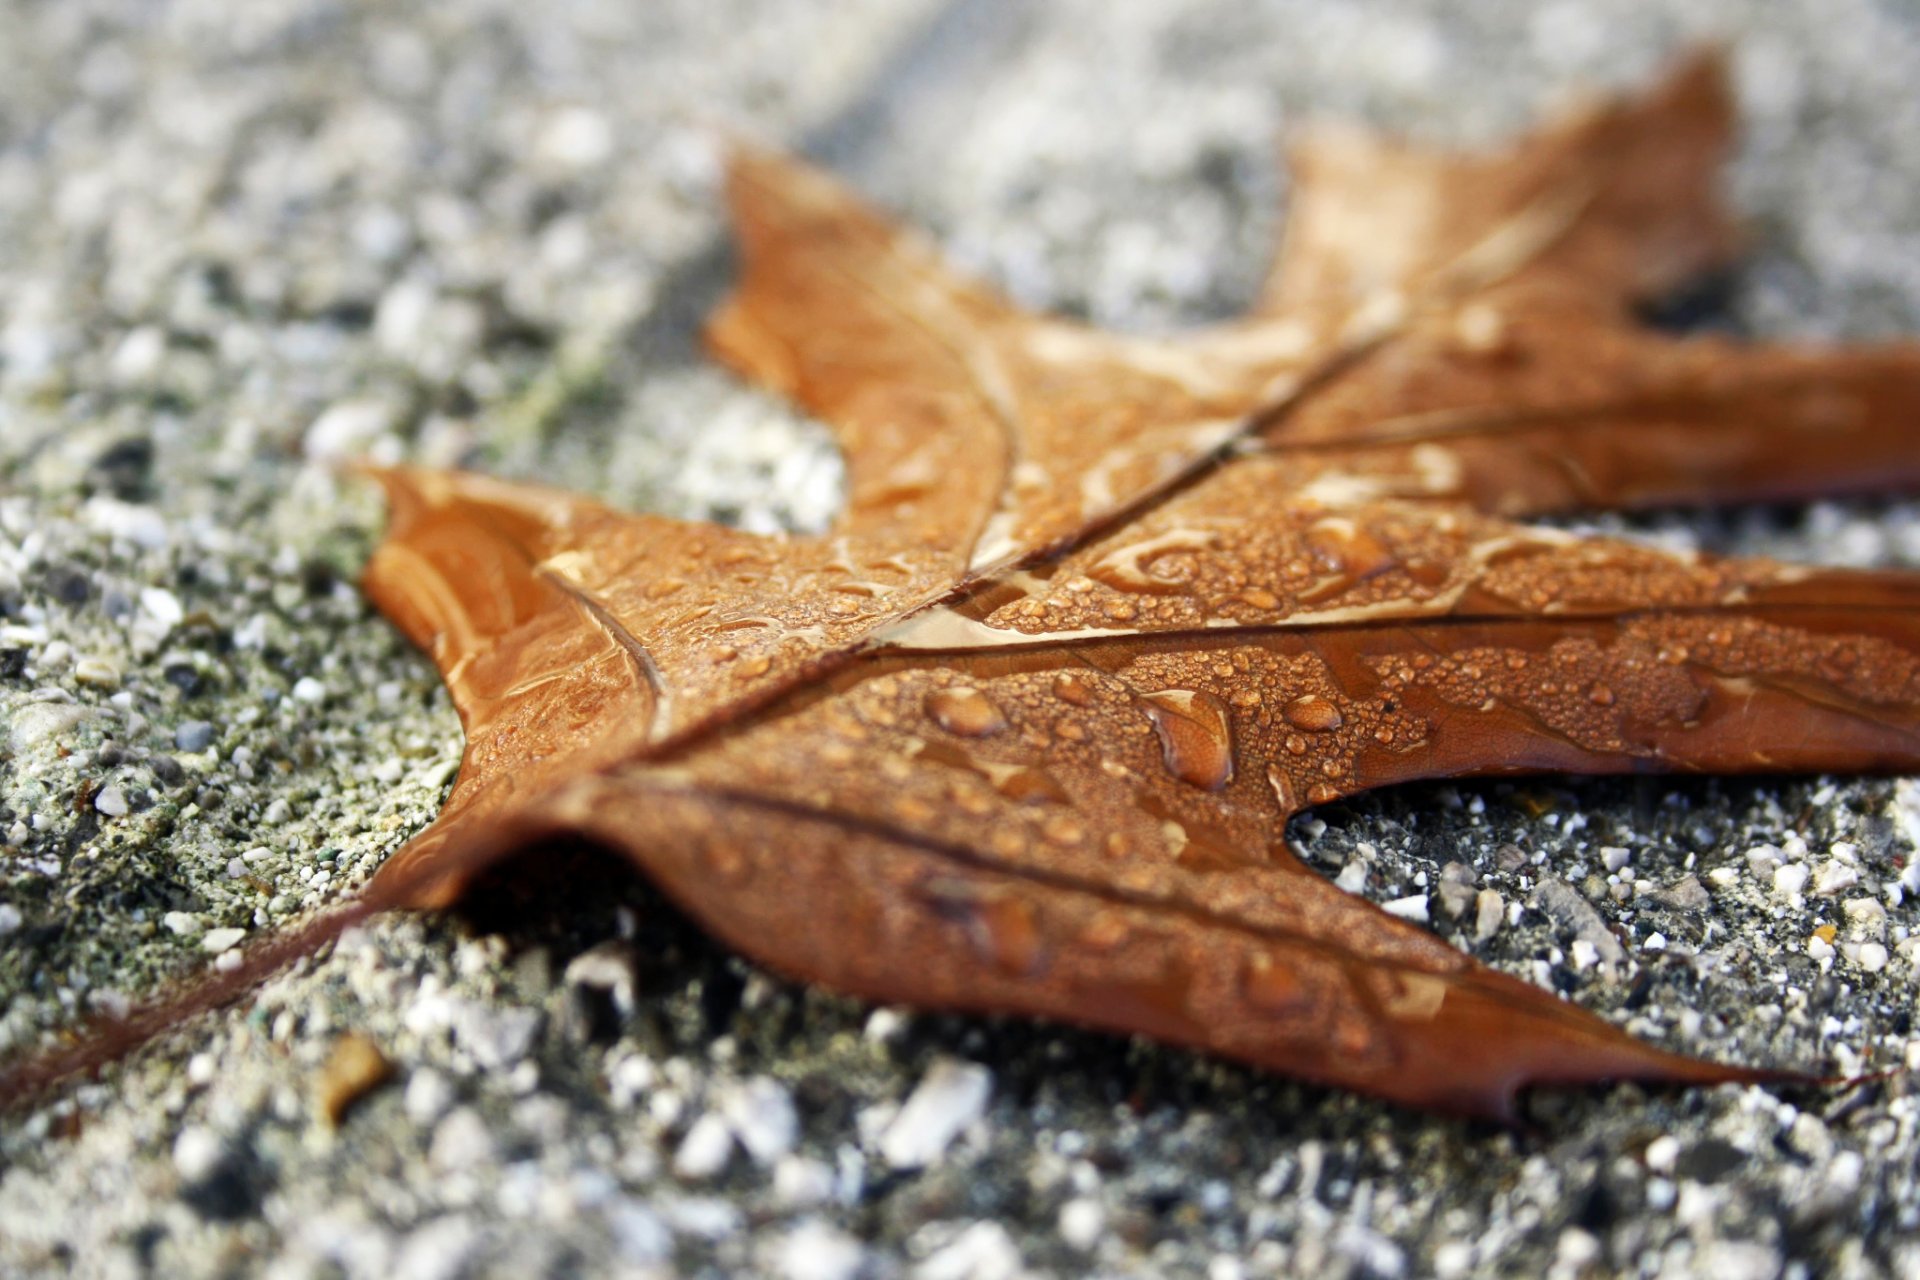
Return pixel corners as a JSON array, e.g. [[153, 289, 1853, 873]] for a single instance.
[[7, 49, 1920, 1123]]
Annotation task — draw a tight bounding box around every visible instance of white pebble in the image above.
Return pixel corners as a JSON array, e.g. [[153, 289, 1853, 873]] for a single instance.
[[880, 1058, 993, 1170], [1857, 942, 1889, 973], [1600, 846, 1632, 872], [674, 1112, 735, 1181], [1334, 861, 1367, 893], [0, 903, 20, 936], [428, 1108, 495, 1172], [720, 1076, 799, 1166], [200, 927, 246, 953], [773, 1220, 866, 1280], [291, 676, 327, 704], [172, 1126, 225, 1182], [1645, 1134, 1680, 1173], [1058, 1197, 1105, 1251], [163, 910, 199, 935], [1812, 862, 1859, 896], [93, 786, 128, 817], [1382, 893, 1429, 923], [913, 1222, 1022, 1280], [139, 587, 184, 630], [1808, 935, 1835, 962], [1773, 864, 1810, 898], [771, 1155, 836, 1209], [404, 1068, 455, 1125]]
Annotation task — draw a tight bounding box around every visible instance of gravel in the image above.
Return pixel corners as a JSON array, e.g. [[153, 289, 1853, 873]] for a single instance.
[[4, 0, 1920, 1277]]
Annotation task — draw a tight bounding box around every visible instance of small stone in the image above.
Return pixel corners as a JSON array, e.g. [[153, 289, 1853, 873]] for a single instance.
[[773, 1220, 867, 1280], [1808, 934, 1835, 962], [913, 1222, 1022, 1280], [291, 676, 327, 704], [1438, 860, 1475, 885], [305, 399, 396, 460], [453, 1003, 542, 1070], [772, 1155, 836, 1209], [163, 911, 200, 936], [93, 785, 129, 817], [1059, 1197, 1105, 1251], [1812, 862, 1859, 896], [606, 1202, 672, 1265], [1435, 879, 1476, 919], [316, 1033, 395, 1126], [172, 1125, 225, 1182], [1334, 861, 1367, 892], [200, 927, 245, 953], [720, 1076, 799, 1166], [0, 903, 20, 936], [1858, 941, 1890, 973], [175, 720, 215, 752], [1645, 1134, 1680, 1173], [74, 657, 121, 689], [1382, 893, 1429, 922], [880, 1058, 993, 1169], [1473, 889, 1504, 942], [1649, 874, 1711, 912], [1773, 863, 1811, 899], [674, 1112, 735, 1181], [404, 1068, 455, 1125], [140, 587, 184, 633], [1600, 846, 1632, 872], [428, 1108, 495, 1172], [1745, 844, 1784, 877]]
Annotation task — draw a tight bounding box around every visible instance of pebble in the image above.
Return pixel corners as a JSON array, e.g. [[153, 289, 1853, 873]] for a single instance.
[[1058, 1197, 1105, 1251], [1648, 874, 1711, 912], [674, 1112, 736, 1181], [772, 1155, 837, 1209], [0, 903, 20, 936], [171, 1126, 225, 1183], [162, 911, 199, 936], [773, 1220, 867, 1280], [1473, 888, 1504, 942], [914, 1222, 1023, 1280], [879, 1059, 993, 1170], [92, 785, 129, 817], [718, 1076, 799, 1166], [606, 1202, 672, 1265], [174, 720, 215, 751], [200, 927, 245, 953], [1773, 864, 1811, 899], [1812, 862, 1859, 896], [452, 1003, 541, 1070], [1600, 846, 1632, 872], [1382, 893, 1429, 922], [291, 676, 328, 704], [427, 1108, 495, 1173], [404, 1068, 455, 1125], [1528, 877, 1624, 966], [1857, 941, 1890, 973]]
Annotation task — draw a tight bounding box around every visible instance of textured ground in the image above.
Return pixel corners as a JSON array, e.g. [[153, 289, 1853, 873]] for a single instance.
[[3, 1, 1920, 1276]]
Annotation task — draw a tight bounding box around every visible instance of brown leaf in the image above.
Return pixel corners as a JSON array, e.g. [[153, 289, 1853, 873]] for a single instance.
[[8, 49, 1920, 1123]]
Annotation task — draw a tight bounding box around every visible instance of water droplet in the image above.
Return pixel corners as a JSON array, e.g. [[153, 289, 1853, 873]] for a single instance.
[[1587, 683, 1616, 707], [1140, 689, 1235, 791], [1052, 673, 1095, 706], [926, 686, 1007, 737], [1307, 782, 1341, 804], [1087, 528, 1219, 594], [1281, 695, 1344, 732], [1237, 588, 1279, 610]]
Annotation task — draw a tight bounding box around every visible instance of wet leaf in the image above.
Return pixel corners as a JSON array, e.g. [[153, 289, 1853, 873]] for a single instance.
[[8, 50, 1920, 1122]]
